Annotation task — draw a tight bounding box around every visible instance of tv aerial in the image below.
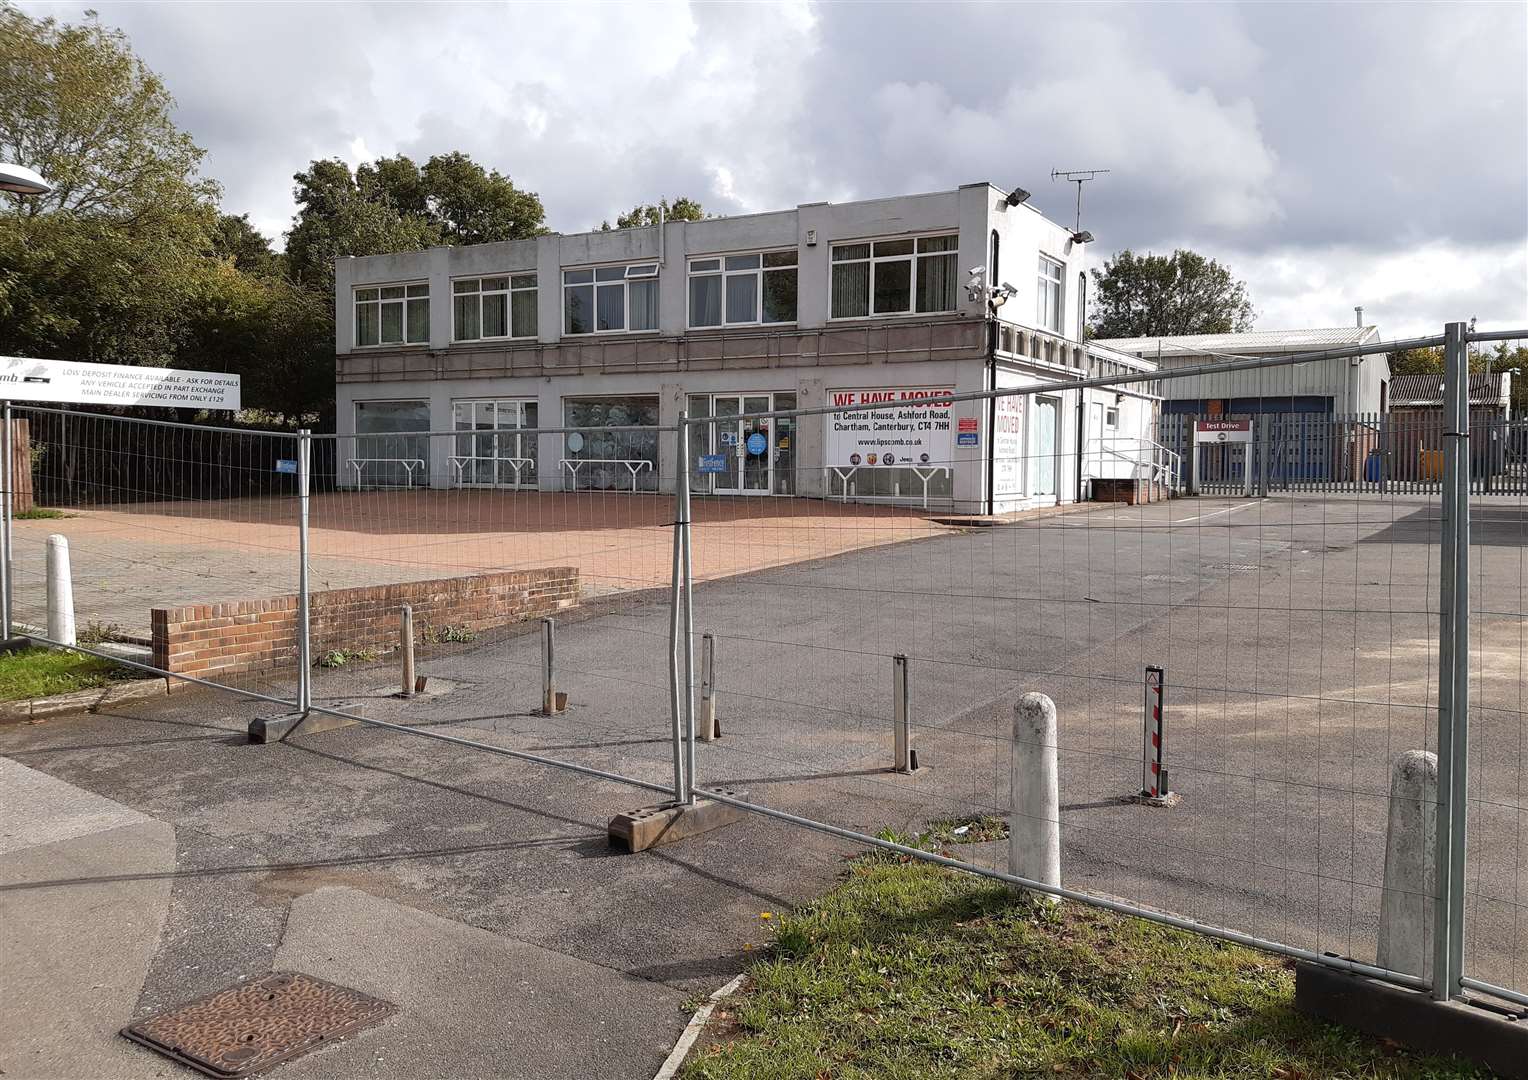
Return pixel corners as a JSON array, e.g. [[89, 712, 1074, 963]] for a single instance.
[[1051, 168, 1109, 243]]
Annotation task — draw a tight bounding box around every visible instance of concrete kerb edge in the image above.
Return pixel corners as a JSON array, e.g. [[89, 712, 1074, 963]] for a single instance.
[[0, 674, 175, 723], [652, 973, 749, 1080]]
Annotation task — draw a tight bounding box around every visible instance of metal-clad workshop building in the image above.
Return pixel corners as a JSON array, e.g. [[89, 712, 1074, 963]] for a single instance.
[[334, 182, 1162, 514]]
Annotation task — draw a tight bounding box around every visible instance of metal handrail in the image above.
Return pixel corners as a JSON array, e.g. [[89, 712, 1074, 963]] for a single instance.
[[346, 457, 426, 488], [450, 454, 536, 487], [560, 457, 654, 493], [1084, 437, 1179, 489]]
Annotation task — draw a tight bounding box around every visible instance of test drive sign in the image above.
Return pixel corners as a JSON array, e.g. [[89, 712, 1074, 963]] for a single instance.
[[827, 387, 954, 467], [1194, 418, 1253, 444]]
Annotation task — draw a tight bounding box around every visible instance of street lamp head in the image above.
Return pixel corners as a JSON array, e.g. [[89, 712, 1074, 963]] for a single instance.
[[0, 163, 52, 196]]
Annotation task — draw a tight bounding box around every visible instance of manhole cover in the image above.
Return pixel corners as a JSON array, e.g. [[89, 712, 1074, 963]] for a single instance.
[[122, 972, 396, 1078]]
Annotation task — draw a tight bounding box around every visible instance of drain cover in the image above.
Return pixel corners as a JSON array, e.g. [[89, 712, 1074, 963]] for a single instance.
[[122, 972, 396, 1077]]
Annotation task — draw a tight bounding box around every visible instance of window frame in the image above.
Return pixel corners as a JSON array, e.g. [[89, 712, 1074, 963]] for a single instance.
[[1036, 254, 1065, 334], [562, 262, 661, 336], [353, 281, 430, 348], [686, 248, 799, 329], [827, 232, 959, 322], [451, 273, 538, 343]]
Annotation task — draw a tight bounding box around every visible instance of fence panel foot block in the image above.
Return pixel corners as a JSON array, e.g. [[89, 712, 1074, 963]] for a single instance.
[[248, 708, 359, 744], [608, 792, 748, 853], [1293, 962, 1527, 1080]]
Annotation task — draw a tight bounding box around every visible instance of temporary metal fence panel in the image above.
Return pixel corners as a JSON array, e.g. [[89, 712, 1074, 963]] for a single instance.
[[671, 323, 1523, 1006], [6, 405, 306, 707]]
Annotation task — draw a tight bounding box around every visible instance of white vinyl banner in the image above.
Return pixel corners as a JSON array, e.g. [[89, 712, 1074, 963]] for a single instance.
[[0, 355, 241, 410], [827, 387, 954, 467]]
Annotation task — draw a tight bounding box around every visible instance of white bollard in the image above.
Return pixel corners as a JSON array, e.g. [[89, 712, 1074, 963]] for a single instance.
[[1377, 750, 1438, 978], [1009, 691, 1061, 903], [46, 533, 75, 646]]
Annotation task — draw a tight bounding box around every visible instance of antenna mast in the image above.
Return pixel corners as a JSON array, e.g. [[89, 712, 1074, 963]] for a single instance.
[[1051, 168, 1110, 233]]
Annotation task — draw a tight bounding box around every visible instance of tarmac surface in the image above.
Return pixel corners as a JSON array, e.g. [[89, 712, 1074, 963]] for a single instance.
[[1, 491, 1524, 1077]]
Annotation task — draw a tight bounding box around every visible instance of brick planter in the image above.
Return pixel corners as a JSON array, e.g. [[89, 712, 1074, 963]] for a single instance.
[[151, 567, 578, 676]]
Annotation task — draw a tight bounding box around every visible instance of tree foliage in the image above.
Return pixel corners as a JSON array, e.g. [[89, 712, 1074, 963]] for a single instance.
[[1088, 249, 1255, 339], [284, 154, 546, 298], [600, 196, 707, 231]]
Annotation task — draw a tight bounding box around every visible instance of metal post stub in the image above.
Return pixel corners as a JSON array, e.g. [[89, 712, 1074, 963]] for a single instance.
[[120, 971, 396, 1078], [1129, 665, 1180, 806]]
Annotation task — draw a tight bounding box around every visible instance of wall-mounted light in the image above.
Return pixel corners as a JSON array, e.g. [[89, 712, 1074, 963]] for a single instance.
[[1071, 229, 1094, 245], [1005, 187, 1030, 207]]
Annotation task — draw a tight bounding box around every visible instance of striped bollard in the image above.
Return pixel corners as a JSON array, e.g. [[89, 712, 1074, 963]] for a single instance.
[[1135, 666, 1176, 805]]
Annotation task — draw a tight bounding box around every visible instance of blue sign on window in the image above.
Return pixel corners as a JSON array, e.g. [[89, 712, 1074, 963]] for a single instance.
[[698, 454, 727, 474], [956, 432, 979, 447], [745, 432, 767, 456], [275, 459, 298, 474]]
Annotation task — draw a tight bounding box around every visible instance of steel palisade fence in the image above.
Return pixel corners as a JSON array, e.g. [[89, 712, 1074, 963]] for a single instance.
[[0, 322, 1521, 1010]]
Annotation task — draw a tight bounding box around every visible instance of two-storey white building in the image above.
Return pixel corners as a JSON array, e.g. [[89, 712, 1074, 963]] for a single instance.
[[335, 181, 1160, 514]]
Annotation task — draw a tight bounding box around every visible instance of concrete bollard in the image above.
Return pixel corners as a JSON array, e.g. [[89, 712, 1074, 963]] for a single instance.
[[698, 632, 719, 741], [46, 534, 75, 646], [1377, 750, 1438, 979], [1009, 691, 1060, 903], [398, 604, 415, 698]]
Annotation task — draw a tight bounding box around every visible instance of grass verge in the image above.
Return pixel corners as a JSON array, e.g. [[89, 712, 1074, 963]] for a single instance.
[[0, 646, 140, 701], [685, 854, 1487, 1079]]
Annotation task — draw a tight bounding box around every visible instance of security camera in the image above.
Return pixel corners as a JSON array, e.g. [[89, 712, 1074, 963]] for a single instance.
[[1000, 282, 1018, 296], [968, 265, 985, 277]]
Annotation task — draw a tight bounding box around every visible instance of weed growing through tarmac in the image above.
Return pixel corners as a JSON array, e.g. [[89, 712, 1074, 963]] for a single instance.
[[13, 507, 69, 520], [316, 647, 380, 668], [683, 852, 1488, 1080], [0, 646, 139, 700]]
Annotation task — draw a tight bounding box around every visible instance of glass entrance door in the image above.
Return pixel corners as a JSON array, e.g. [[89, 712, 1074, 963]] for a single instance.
[[452, 399, 538, 488], [709, 394, 772, 495]]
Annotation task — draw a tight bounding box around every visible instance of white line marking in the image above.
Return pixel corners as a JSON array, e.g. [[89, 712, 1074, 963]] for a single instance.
[[1174, 501, 1260, 524], [653, 972, 749, 1080]]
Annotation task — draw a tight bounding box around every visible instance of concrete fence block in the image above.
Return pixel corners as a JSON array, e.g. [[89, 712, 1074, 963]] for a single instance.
[[1009, 691, 1060, 902], [1377, 749, 1438, 979]]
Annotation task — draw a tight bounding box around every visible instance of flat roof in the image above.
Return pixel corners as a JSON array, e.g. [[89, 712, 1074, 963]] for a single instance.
[[1095, 327, 1380, 355]]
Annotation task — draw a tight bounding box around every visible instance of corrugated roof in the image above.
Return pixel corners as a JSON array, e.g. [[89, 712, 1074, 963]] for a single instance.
[[1389, 372, 1508, 408], [1095, 327, 1379, 354]]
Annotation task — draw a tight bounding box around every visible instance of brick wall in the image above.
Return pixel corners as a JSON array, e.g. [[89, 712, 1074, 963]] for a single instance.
[[152, 567, 578, 677]]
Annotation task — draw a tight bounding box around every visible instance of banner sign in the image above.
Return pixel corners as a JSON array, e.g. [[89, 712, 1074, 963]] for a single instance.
[[1194, 418, 1253, 444], [0, 355, 241, 410], [827, 387, 954, 467], [697, 454, 727, 474]]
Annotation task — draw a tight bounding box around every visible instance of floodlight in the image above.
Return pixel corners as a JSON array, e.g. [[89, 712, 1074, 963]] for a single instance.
[[0, 163, 51, 196], [1005, 188, 1030, 207]]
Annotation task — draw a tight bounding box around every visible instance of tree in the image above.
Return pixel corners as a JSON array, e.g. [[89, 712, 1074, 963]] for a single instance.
[[0, 7, 220, 369], [284, 153, 547, 298], [600, 196, 707, 231], [1088, 249, 1255, 339], [1387, 346, 1444, 377], [209, 213, 280, 277], [0, 8, 218, 223]]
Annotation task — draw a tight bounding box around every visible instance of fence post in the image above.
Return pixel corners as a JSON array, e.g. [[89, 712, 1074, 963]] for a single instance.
[[1009, 692, 1060, 902], [540, 616, 557, 715], [45, 534, 75, 646], [296, 428, 312, 713], [1378, 750, 1438, 978], [892, 653, 912, 773], [677, 413, 698, 804], [1, 401, 12, 641], [667, 421, 688, 802], [698, 632, 718, 742], [399, 604, 415, 698], [1431, 321, 1471, 1001]]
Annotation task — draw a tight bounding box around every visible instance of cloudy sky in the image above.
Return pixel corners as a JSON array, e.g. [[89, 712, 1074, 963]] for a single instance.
[[23, 0, 1528, 337]]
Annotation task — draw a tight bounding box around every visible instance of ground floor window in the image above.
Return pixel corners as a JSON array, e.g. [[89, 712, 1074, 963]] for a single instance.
[[688, 392, 796, 495], [452, 399, 538, 487], [352, 400, 430, 487], [562, 396, 660, 491]]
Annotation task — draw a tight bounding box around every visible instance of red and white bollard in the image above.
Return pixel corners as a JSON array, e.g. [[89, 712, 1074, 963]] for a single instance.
[[1135, 666, 1177, 805]]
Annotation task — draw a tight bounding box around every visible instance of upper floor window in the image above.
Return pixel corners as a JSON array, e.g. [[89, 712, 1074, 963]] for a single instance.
[[689, 251, 797, 328], [563, 263, 658, 335], [355, 283, 429, 347], [1037, 256, 1064, 333], [453, 274, 537, 341], [830, 234, 957, 319]]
